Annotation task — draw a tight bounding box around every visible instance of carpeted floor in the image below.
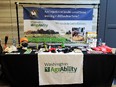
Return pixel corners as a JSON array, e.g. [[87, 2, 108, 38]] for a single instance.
[[0, 81, 10, 87], [0, 72, 10, 87]]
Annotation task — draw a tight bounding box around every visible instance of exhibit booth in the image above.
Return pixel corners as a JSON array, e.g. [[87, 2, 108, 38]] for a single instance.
[[1, 1, 116, 87]]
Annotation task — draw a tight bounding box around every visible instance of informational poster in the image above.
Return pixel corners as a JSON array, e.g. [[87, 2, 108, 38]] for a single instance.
[[23, 7, 93, 43]]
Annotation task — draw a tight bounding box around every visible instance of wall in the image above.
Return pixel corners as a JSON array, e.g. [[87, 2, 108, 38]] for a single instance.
[[0, 0, 100, 46]]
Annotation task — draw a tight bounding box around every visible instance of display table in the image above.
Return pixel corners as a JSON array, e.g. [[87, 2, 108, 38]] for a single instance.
[[0, 53, 116, 87]]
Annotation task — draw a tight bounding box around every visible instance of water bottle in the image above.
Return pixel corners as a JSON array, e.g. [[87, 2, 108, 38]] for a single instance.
[[98, 38, 102, 46], [61, 42, 65, 48], [12, 38, 16, 46]]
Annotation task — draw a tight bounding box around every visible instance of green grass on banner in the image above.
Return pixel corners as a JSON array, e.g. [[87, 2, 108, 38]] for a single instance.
[[27, 37, 66, 43]]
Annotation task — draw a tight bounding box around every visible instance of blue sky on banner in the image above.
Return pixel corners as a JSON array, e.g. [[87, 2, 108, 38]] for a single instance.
[[23, 7, 93, 20]]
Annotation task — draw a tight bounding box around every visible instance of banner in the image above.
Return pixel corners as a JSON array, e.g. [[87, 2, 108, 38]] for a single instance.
[[38, 53, 83, 85], [23, 7, 93, 43]]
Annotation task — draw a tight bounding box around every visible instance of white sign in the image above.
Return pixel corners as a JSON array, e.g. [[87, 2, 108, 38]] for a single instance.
[[38, 53, 83, 85]]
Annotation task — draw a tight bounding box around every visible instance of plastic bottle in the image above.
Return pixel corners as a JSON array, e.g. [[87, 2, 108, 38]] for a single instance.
[[98, 38, 102, 46], [61, 42, 65, 48], [12, 38, 16, 46]]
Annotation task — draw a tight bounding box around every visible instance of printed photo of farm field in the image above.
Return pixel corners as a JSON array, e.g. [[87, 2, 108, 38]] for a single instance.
[[24, 28, 71, 43]]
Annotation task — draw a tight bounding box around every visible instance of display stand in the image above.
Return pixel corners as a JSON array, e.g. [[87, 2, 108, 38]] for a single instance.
[[15, 2, 100, 46]]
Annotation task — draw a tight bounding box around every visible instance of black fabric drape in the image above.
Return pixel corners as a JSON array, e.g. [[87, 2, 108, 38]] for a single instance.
[[0, 54, 116, 87]]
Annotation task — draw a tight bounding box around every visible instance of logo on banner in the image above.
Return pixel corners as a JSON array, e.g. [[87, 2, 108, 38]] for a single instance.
[[30, 9, 38, 18], [44, 63, 77, 73]]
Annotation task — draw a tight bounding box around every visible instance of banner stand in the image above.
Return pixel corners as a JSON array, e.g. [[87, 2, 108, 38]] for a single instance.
[[15, 2, 100, 46], [15, 2, 20, 46]]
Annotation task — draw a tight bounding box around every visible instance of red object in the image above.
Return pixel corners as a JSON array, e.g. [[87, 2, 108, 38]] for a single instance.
[[92, 45, 112, 53], [49, 48, 56, 52]]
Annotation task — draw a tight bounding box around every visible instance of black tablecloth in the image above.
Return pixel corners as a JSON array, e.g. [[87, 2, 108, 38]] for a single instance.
[[0, 54, 116, 87]]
